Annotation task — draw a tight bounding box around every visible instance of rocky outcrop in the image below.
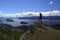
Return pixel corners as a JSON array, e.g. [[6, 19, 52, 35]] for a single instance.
[[20, 23, 60, 40]]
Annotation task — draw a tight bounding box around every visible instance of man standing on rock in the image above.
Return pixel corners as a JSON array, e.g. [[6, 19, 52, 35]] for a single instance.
[[38, 13, 42, 24]]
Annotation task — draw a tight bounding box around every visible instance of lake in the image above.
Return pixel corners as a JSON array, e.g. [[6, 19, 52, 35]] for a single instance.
[[0, 19, 60, 27]]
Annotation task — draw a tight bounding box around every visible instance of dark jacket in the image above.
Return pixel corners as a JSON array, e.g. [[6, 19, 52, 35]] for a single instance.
[[39, 13, 42, 19]]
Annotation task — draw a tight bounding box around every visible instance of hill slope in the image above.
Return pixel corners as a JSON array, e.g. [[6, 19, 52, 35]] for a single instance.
[[20, 23, 60, 40]]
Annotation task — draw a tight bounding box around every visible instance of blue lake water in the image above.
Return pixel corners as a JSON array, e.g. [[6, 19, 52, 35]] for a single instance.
[[42, 19, 60, 26], [0, 19, 60, 27]]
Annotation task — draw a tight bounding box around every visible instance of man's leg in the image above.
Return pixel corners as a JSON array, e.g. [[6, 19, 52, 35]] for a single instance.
[[40, 19, 42, 24]]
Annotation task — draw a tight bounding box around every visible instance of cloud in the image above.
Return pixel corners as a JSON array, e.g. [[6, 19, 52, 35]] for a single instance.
[[0, 10, 60, 18], [41, 10, 60, 16], [0, 12, 39, 18], [48, 1, 53, 5]]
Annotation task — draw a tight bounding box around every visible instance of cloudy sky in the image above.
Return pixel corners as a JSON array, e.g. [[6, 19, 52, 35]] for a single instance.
[[0, 0, 60, 17]]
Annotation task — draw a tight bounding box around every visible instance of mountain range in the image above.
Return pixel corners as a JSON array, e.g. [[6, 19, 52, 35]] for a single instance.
[[0, 16, 60, 23]]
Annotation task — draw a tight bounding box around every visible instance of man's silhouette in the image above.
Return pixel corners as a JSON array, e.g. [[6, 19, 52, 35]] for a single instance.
[[38, 13, 42, 24]]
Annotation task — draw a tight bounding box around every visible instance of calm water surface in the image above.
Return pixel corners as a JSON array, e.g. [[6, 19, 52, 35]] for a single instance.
[[0, 19, 60, 26]]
